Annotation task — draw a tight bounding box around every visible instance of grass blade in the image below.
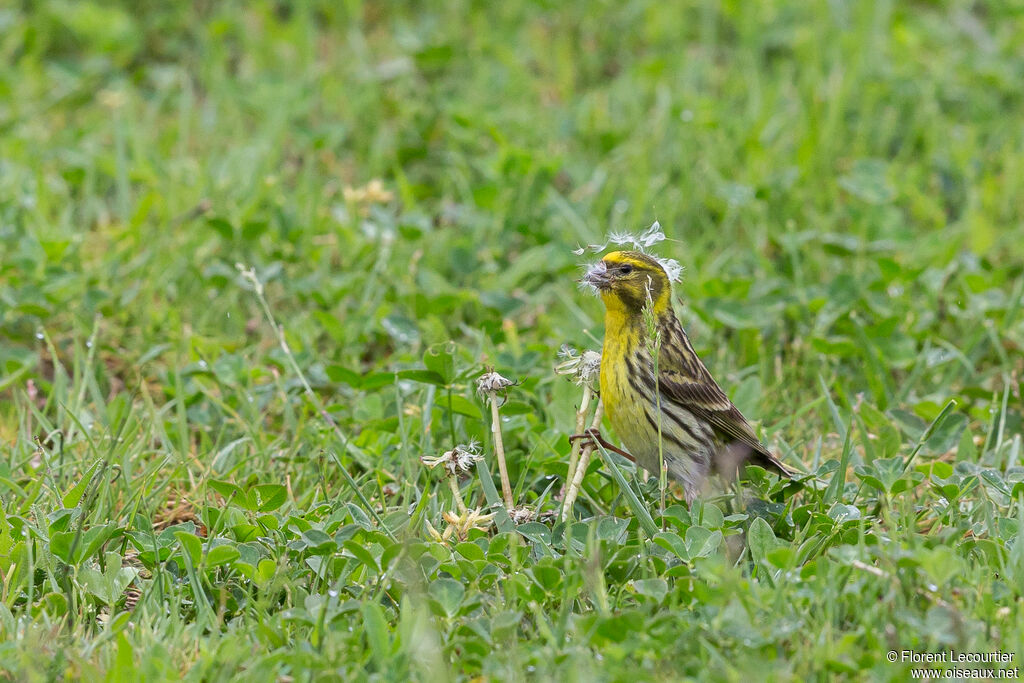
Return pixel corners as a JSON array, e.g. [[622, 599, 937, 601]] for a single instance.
[[594, 443, 659, 537], [901, 399, 958, 473]]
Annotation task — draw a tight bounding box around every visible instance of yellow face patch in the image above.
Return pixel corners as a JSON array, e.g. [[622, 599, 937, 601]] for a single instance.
[[583, 251, 671, 314]]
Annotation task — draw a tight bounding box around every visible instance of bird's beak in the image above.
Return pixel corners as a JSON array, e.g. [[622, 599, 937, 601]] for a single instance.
[[581, 261, 611, 291]]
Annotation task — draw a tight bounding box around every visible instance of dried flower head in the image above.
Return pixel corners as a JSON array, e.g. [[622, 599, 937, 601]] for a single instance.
[[343, 179, 394, 205], [555, 345, 601, 386], [425, 518, 447, 543], [442, 508, 496, 540], [341, 179, 396, 218], [507, 507, 558, 524], [476, 370, 516, 397], [420, 441, 483, 477]]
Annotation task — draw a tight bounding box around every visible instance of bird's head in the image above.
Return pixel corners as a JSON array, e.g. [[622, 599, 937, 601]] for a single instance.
[[582, 251, 672, 316]]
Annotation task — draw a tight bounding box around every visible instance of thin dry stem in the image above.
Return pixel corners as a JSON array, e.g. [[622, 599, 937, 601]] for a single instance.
[[562, 398, 605, 521], [489, 395, 515, 508], [564, 384, 594, 492], [448, 475, 468, 514]]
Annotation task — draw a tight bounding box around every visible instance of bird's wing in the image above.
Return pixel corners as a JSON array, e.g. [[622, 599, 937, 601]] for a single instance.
[[656, 367, 765, 452], [657, 333, 790, 476]]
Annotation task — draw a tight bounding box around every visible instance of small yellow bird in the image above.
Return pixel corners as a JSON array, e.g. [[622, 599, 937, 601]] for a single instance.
[[579, 250, 790, 502]]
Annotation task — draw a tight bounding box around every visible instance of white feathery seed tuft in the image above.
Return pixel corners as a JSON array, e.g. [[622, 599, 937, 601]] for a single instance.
[[573, 221, 683, 285]]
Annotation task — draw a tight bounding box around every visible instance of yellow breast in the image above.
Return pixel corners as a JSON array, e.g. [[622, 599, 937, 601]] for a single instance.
[[600, 326, 658, 459]]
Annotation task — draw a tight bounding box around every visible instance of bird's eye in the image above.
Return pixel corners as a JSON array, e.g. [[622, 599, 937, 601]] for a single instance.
[[619, 264, 633, 275]]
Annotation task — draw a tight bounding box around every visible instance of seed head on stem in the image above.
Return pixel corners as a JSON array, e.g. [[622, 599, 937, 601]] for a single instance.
[[420, 442, 483, 514], [555, 345, 601, 389], [476, 369, 517, 510], [556, 346, 602, 494], [420, 441, 484, 477]]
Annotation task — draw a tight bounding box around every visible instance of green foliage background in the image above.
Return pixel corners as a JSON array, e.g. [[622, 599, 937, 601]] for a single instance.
[[1, 1, 1023, 680]]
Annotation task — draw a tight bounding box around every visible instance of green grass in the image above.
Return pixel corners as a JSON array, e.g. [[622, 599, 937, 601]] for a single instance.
[[2, 1, 1023, 680]]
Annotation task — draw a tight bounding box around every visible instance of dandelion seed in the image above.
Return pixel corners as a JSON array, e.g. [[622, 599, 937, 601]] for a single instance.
[[571, 242, 610, 256], [658, 258, 684, 283], [574, 221, 683, 284], [578, 259, 608, 296], [557, 344, 577, 361]]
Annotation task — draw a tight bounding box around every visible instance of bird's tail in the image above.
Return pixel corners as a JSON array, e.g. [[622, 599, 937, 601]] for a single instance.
[[752, 450, 793, 478], [716, 442, 794, 480]]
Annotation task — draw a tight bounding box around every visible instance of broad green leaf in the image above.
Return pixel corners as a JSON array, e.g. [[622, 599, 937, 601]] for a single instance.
[[301, 529, 335, 552], [175, 531, 202, 566], [515, 522, 551, 545], [77, 552, 137, 606], [423, 342, 457, 384], [632, 578, 668, 603], [51, 525, 117, 565], [653, 531, 687, 559], [326, 364, 362, 387], [396, 369, 446, 386], [205, 544, 240, 568], [747, 517, 783, 563], [209, 480, 246, 504], [428, 577, 464, 618], [684, 526, 721, 560], [248, 484, 287, 512], [78, 525, 118, 564], [455, 542, 485, 562], [447, 394, 482, 420], [343, 539, 379, 573], [361, 602, 392, 661], [256, 559, 276, 585]]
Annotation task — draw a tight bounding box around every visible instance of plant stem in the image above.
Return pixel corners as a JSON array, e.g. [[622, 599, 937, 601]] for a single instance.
[[489, 394, 514, 509], [447, 476, 468, 514], [562, 399, 605, 521], [564, 384, 594, 497]]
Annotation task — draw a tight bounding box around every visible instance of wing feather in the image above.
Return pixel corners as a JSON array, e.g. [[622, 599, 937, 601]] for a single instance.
[[657, 320, 790, 476]]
